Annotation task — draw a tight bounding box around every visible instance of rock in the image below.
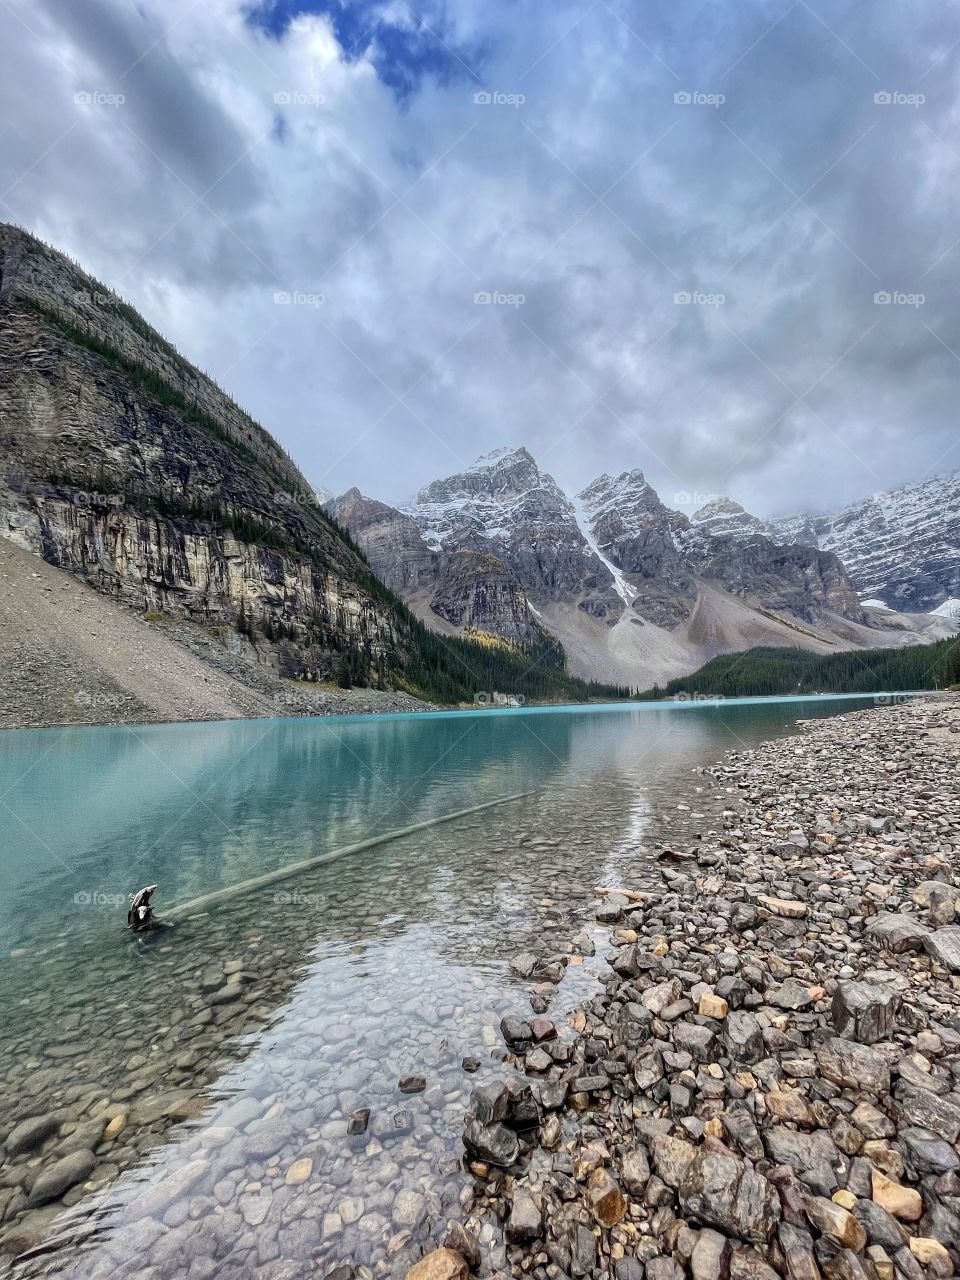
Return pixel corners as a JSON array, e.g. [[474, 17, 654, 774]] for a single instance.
[[510, 952, 539, 978], [831, 981, 900, 1044], [651, 1134, 697, 1188], [673, 1023, 716, 1062], [923, 926, 960, 972], [765, 1127, 839, 1182], [724, 1010, 764, 1064], [462, 1119, 519, 1167], [895, 1081, 960, 1143], [443, 1224, 480, 1272], [816, 1037, 891, 1094], [642, 978, 682, 1014], [698, 992, 729, 1019], [804, 1196, 867, 1251], [393, 1189, 428, 1230], [871, 1169, 922, 1221], [865, 913, 931, 953], [103, 1113, 127, 1141], [5, 1114, 59, 1157], [28, 1149, 96, 1206], [852, 1200, 906, 1251], [728, 1247, 779, 1280], [284, 1157, 312, 1186], [769, 977, 814, 1010], [507, 1187, 542, 1242], [621, 1147, 651, 1196], [471, 1082, 509, 1125], [530, 1017, 557, 1042], [690, 1228, 730, 1280], [899, 1125, 960, 1174], [404, 1248, 469, 1280], [915, 881, 957, 926], [907, 1237, 952, 1275], [398, 1076, 426, 1094], [585, 1167, 626, 1227], [347, 1108, 370, 1135], [757, 894, 807, 918], [500, 1015, 532, 1045], [679, 1149, 781, 1243]]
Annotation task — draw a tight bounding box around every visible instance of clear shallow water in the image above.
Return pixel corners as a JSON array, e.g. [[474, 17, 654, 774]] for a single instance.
[[0, 694, 888, 1275]]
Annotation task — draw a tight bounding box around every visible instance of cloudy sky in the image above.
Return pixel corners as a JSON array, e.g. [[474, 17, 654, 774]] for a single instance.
[[2, 0, 959, 516]]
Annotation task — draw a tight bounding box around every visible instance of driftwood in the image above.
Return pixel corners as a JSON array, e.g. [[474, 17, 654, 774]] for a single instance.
[[128, 884, 157, 931]]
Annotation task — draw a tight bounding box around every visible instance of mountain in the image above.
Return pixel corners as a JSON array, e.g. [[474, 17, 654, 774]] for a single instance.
[[774, 472, 960, 612], [692, 473, 960, 613], [332, 454, 949, 688], [0, 224, 623, 710]]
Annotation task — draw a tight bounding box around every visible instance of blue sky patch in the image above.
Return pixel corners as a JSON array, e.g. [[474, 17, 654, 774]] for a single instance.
[[245, 0, 486, 99]]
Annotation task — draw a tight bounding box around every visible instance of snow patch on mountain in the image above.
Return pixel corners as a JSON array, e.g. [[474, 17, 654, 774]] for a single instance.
[[932, 598, 960, 619], [570, 495, 637, 607]]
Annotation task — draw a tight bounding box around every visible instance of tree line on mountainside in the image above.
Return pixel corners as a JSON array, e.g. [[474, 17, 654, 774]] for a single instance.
[[637, 641, 960, 700]]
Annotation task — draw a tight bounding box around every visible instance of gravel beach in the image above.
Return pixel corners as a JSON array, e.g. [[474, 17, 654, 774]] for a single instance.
[[444, 693, 960, 1280]]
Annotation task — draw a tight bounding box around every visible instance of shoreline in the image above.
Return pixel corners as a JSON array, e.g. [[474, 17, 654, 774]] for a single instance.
[[434, 692, 960, 1280], [0, 689, 925, 735]]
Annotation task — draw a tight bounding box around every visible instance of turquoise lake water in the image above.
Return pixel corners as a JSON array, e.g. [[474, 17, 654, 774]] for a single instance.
[[0, 693, 901, 1273]]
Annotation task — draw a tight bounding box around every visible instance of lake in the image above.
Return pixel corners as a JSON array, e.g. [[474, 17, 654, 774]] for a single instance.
[[0, 694, 892, 1274]]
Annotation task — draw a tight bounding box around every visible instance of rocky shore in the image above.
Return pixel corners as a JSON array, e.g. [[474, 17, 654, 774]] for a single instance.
[[433, 694, 960, 1280]]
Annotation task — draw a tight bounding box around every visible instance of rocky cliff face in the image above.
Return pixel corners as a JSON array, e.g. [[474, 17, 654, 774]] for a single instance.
[[0, 224, 406, 679], [577, 472, 696, 627], [770, 472, 960, 612], [408, 447, 619, 614], [327, 482, 545, 644], [692, 475, 960, 613]]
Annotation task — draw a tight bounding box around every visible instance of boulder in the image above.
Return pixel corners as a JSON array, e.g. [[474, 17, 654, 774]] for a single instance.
[[585, 1167, 626, 1227], [923, 926, 960, 973], [679, 1149, 781, 1243], [724, 1010, 764, 1065], [463, 1119, 519, 1167], [816, 1037, 890, 1095], [404, 1249, 469, 1280], [506, 1187, 542, 1242], [865, 913, 931, 953], [831, 981, 900, 1044], [28, 1150, 96, 1206]]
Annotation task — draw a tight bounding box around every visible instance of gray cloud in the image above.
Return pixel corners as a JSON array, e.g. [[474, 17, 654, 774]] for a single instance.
[[1, 0, 959, 521]]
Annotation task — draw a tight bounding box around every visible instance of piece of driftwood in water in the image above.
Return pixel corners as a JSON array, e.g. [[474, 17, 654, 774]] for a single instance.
[[128, 884, 158, 931]]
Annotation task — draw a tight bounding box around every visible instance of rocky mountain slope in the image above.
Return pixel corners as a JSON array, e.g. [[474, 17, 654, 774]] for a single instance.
[[0, 224, 408, 685], [693, 472, 960, 613], [331, 452, 955, 687], [0, 225, 621, 712]]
